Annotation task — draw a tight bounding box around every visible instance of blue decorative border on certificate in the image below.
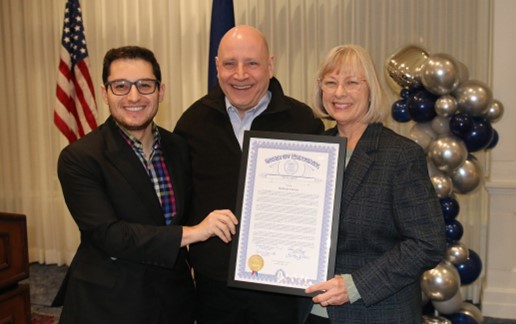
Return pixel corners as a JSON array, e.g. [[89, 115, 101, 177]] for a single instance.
[[235, 138, 340, 287]]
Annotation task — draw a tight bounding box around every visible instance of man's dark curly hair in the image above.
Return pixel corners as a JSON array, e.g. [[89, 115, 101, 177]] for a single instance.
[[102, 46, 161, 84]]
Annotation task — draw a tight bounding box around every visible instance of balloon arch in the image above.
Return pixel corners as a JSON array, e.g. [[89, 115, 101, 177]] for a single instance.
[[384, 45, 503, 324]]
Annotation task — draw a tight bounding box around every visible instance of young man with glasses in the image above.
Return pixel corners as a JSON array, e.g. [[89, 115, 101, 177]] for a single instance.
[[55, 46, 238, 324]]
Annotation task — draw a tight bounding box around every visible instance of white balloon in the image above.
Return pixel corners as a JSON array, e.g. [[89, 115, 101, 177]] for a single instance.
[[432, 288, 464, 314], [409, 122, 436, 152], [431, 116, 451, 135]]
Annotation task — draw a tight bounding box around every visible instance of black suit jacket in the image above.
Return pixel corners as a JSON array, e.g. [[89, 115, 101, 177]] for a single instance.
[[174, 77, 324, 281], [56, 116, 194, 324]]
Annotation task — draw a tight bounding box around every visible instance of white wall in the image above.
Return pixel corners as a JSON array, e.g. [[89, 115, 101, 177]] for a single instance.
[[483, 0, 516, 319]]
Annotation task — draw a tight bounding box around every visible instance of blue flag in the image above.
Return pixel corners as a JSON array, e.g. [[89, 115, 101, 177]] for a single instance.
[[208, 0, 235, 90]]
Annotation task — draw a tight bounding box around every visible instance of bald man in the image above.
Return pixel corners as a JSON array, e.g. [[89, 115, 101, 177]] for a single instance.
[[174, 25, 324, 323]]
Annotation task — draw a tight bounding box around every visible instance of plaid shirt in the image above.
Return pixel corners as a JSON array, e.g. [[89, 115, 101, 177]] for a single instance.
[[118, 123, 177, 225]]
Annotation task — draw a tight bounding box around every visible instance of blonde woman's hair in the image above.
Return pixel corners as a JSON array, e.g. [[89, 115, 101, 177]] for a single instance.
[[313, 44, 388, 123]]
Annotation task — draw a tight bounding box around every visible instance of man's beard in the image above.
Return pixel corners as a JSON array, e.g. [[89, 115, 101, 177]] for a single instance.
[[116, 116, 153, 132]]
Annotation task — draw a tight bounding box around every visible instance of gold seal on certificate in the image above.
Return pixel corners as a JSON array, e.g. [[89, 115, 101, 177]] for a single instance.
[[248, 255, 264, 273]]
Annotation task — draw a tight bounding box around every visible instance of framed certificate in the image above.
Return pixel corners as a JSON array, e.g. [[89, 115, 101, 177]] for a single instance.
[[228, 131, 346, 296]]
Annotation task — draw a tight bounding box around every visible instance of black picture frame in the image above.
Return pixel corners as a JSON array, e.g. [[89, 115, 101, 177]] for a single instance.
[[227, 131, 346, 296]]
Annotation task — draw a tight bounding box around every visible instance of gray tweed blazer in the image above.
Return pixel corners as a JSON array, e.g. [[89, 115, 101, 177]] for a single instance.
[[301, 123, 446, 324]]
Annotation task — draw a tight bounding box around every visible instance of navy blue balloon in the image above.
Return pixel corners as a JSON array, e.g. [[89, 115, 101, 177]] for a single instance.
[[455, 249, 482, 285], [445, 313, 480, 324], [486, 128, 499, 150], [402, 86, 424, 98], [407, 89, 438, 122], [440, 197, 460, 222], [450, 113, 474, 137], [445, 219, 464, 243], [400, 88, 411, 99], [391, 99, 411, 122], [462, 117, 494, 152]]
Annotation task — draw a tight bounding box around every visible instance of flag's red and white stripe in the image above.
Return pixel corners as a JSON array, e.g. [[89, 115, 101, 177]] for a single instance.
[[54, 0, 97, 143]]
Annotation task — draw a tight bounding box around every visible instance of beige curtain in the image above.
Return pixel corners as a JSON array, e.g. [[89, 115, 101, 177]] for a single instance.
[[0, 0, 490, 301]]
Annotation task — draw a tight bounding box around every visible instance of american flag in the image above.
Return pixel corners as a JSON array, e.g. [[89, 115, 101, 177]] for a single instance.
[[54, 0, 97, 143]]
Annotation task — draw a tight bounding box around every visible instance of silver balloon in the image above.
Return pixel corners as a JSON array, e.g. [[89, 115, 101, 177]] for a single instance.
[[431, 173, 453, 198], [459, 302, 484, 323], [435, 95, 458, 117], [445, 241, 470, 264], [483, 99, 504, 123], [421, 261, 461, 301], [431, 116, 451, 136], [428, 135, 468, 172], [409, 122, 436, 152], [451, 157, 483, 194], [432, 288, 463, 314], [421, 53, 461, 95], [453, 80, 493, 116], [385, 44, 429, 89], [422, 315, 452, 324]]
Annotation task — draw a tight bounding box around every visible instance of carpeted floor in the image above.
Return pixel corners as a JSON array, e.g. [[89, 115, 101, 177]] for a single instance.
[[22, 263, 516, 323], [21, 263, 66, 323]]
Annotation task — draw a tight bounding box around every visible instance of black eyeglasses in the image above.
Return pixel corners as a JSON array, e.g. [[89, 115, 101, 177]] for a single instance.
[[105, 79, 160, 96]]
